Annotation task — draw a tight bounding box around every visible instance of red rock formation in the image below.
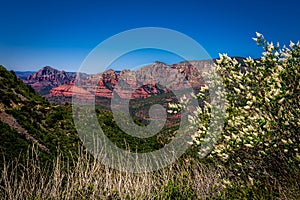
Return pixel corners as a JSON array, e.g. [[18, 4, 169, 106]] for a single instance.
[[42, 60, 211, 101], [95, 85, 113, 98], [23, 66, 88, 95], [50, 84, 94, 100]]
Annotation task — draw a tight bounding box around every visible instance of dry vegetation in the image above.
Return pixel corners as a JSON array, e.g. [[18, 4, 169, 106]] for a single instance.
[[0, 146, 226, 199]]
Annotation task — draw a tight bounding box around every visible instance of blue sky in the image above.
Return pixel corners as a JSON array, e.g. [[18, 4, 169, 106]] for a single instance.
[[0, 0, 299, 72]]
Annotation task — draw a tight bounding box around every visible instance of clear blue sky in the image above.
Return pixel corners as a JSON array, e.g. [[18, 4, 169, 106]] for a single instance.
[[0, 0, 299, 72]]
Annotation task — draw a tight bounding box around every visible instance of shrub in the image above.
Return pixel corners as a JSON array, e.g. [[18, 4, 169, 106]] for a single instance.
[[169, 33, 300, 186]]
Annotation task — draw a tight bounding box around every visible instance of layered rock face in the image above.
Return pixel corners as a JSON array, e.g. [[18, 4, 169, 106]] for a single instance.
[[49, 84, 94, 100]]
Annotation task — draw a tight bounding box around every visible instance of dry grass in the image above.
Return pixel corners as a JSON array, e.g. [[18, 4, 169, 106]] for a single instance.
[[0, 146, 226, 199]]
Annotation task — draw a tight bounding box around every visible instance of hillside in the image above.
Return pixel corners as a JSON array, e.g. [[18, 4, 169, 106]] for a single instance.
[[0, 65, 82, 168]]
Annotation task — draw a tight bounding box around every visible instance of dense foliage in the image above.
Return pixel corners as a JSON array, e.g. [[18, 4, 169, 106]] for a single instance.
[[169, 34, 300, 198]]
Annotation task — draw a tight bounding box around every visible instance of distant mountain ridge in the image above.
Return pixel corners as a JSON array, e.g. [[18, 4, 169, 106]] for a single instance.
[[15, 71, 36, 79], [17, 58, 246, 104]]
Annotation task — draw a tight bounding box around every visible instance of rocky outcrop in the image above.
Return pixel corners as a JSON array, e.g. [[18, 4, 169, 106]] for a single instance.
[[23, 66, 88, 95]]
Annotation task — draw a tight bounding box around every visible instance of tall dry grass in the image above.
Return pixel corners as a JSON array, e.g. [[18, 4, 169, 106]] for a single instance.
[[0, 146, 226, 199]]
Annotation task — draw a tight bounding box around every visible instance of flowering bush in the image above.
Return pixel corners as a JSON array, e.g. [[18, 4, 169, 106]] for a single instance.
[[169, 33, 300, 182]]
